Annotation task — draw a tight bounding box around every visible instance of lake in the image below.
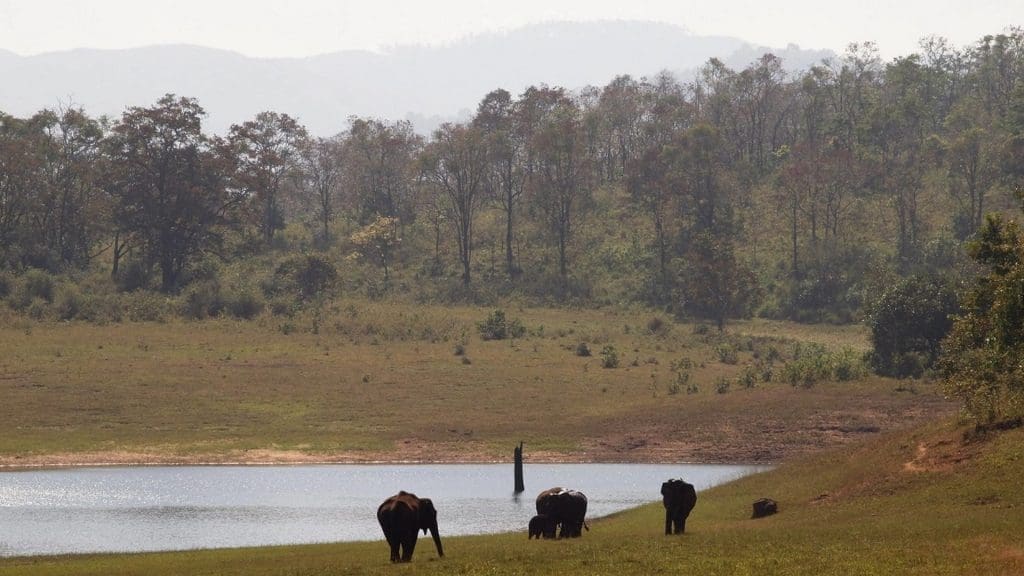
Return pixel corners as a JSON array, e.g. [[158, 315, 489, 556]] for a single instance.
[[0, 463, 768, 556]]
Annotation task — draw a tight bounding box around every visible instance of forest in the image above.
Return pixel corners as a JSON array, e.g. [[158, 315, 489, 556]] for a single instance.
[[2, 31, 1023, 359]]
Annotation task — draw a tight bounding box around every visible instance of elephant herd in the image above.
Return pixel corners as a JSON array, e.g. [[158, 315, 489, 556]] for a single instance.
[[377, 478, 697, 563]]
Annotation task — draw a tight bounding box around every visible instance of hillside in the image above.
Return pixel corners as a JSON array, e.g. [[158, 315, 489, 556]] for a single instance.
[[0, 303, 951, 467], [0, 20, 831, 134]]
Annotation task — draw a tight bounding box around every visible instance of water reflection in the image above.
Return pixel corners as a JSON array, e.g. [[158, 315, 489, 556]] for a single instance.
[[0, 463, 767, 556]]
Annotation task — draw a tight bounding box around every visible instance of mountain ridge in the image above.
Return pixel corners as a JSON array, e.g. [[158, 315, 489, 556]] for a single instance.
[[0, 20, 833, 135]]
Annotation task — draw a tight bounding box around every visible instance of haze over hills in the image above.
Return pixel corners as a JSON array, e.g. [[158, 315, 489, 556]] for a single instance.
[[0, 21, 833, 135]]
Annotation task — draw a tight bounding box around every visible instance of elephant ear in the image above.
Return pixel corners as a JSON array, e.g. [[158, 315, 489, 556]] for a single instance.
[[418, 498, 437, 533]]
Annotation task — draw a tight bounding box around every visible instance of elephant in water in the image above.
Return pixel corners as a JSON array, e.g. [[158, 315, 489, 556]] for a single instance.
[[536, 487, 589, 538], [377, 491, 444, 562], [661, 478, 697, 534], [528, 514, 557, 539]]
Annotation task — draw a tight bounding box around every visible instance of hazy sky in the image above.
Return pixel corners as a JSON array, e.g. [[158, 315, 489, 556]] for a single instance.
[[0, 0, 1020, 59]]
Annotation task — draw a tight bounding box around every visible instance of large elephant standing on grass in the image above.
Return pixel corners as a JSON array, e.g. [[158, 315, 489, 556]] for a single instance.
[[377, 491, 444, 563], [536, 487, 589, 538], [661, 478, 697, 534]]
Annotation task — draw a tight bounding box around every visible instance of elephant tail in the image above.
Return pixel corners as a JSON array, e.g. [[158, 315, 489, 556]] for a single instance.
[[583, 521, 590, 532]]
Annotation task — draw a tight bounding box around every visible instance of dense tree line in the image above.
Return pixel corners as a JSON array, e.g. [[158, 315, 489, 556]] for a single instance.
[[2, 29, 1024, 328]]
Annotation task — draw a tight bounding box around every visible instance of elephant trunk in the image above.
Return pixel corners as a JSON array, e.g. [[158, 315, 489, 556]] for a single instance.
[[430, 521, 444, 557]]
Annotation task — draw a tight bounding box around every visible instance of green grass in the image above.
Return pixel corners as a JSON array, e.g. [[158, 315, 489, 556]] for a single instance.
[[1, 421, 1021, 575], [0, 302, 950, 463]]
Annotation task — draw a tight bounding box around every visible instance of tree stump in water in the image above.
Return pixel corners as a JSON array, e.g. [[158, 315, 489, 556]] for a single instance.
[[514, 441, 525, 493]]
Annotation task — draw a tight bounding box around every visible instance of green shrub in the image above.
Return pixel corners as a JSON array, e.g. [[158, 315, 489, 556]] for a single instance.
[[780, 343, 832, 388], [0, 270, 12, 299], [715, 377, 731, 394], [54, 284, 82, 320], [11, 269, 55, 309], [26, 297, 49, 320], [272, 254, 338, 300], [647, 316, 670, 336], [575, 342, 592, 357], [225, 289, 264, 319], [116, 260, 152, 292], [76, 292, 123, 324], [833, 348, 867, 381], [600, 345, 619, 369], [716, 343, 739, 365], [739, 365, 758, 389], [123, 291, 171, 322], [868, 274, 957, 378], [477, 309, 525, 341], [181, 281, 224, 320]]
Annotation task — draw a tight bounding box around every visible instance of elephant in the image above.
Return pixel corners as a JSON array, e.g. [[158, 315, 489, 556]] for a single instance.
[[376, 491, 444, 563], [661, 478, 697, 535], [528, 514, 557, 539], [536, 487, 589, 538]]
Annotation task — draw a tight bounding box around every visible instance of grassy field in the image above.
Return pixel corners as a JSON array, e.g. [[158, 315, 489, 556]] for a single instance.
[[0, 301, 951, 465], [1, 420, 1020, 575]]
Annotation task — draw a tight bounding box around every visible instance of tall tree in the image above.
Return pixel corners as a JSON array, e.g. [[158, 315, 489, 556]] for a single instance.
[[105, 95, 236, 291], [227, 111, 308, 244], [344, 117, 422, 228], [32, 106, 106, 269], [0, 112, 43, 266], [298, 135, 344, 246], [473, 89, 525, 279], [533, 98, 592, 280], [421, 123, 488, 286]]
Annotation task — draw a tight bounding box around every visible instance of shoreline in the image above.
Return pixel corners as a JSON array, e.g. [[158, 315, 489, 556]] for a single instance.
[[0, 447, 773, 471]]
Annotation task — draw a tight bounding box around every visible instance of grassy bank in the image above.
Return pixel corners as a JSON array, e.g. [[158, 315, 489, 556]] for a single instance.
[[1, 420, 1020, 575], [0, 303, 950, 464]]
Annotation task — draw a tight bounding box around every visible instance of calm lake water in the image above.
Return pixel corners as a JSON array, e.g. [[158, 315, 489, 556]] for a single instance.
[[0, 463, 767, 557]]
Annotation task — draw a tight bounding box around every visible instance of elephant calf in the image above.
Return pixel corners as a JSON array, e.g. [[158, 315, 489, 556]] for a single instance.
[[528, 514, 557, 539], [661, 478, 697, 535], [536, 487, 589, 538]]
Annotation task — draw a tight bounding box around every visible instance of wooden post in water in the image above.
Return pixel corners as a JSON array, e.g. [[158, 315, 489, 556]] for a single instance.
[[514, 441, 525, 493]]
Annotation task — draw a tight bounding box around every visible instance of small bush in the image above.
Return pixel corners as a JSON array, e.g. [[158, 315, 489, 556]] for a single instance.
[[647, 316, 670, 336], [272, 253, 338, 300], [225, 289, 264, 319], [76, 292, 123, 324], [116, 260, 152, 292], [739, 365, 758, 389], [0, 270, 12, 299], [716, 343, 739, 365], [181, 281, 224, 320], [123, 291, 171, 322], [26, 297, 49, 320], [454, 343, 466, 356], [600, 345, 619, 369], [715, 377, 731, 394], [54, 285, 82, 320], [11, 269, 55, 309], [833, 348, 867, 381], [575, 342, 592, 357], [477, 309, 526, 341]]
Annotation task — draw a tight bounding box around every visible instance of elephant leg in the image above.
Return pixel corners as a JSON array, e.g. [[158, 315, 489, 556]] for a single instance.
[[665, 509, 673, 535], [388, 538, 400, 562], [401, 533, 417, 562], [382, 524, 400, 562]]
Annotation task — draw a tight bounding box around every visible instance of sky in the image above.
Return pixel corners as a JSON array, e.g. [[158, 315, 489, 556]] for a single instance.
[[0, 0, 1021, 60]]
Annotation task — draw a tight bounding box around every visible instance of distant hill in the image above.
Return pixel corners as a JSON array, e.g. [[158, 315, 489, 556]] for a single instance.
[[0, 21, 833, 135]]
